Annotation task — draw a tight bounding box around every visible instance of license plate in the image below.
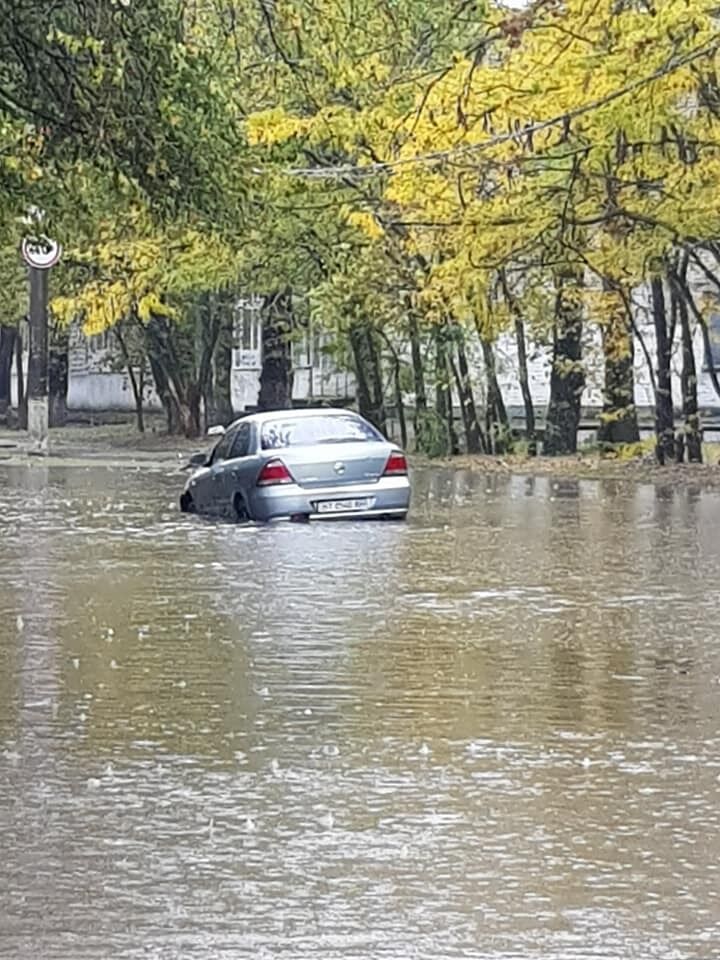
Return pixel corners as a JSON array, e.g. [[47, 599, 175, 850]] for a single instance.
[[317, 498, 372, 514]]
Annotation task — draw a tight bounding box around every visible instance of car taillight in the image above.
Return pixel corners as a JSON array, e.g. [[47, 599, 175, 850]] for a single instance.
[[383, 450, 408, 476], [257, 459, 293, 486]]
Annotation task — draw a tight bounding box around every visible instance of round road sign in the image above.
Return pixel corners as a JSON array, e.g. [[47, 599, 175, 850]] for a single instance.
[[21, 236, 62, 270]]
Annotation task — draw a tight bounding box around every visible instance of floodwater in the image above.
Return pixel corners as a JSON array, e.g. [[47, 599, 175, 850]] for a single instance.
[[1, 463, 719, 960]]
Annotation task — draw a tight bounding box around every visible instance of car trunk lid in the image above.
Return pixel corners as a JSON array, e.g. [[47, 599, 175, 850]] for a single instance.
[[279, 442, 391, 488]]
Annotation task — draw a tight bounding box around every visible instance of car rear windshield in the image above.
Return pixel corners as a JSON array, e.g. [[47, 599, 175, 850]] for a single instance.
[[261, 415, 382, 450]]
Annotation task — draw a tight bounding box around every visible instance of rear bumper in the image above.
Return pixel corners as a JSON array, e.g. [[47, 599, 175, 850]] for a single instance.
[[249, 476, 411, 521]]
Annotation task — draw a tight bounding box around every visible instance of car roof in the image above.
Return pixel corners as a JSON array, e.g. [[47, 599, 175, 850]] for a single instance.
[[227, 407, 359, 430]]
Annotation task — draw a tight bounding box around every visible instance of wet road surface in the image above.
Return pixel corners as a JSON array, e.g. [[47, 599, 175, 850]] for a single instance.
[[1, 463, 719, 959]]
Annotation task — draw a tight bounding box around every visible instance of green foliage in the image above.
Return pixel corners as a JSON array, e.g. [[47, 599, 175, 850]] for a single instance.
[[0, 0, 248, 227], [415, 407, 451, 458], [0, 245, 26, 327], [5, 0, 720, 454]]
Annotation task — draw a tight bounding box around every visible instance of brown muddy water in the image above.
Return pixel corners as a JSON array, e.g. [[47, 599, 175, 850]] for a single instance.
[[1, 463, 719, 959]]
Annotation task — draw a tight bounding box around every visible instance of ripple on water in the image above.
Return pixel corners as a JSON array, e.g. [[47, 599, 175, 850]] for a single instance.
[[1, 464, 720, 958]]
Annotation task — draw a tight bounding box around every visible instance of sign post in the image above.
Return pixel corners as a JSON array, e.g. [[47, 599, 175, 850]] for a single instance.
[[21, 236, 61, 454]]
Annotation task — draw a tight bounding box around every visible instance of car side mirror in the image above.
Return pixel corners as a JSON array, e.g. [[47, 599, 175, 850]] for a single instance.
[[186, 452, 208, 469], [207, 424, 225, 437]]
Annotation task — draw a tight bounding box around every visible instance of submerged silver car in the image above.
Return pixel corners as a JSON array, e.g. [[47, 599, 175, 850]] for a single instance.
[[180, 408, 410, 522]]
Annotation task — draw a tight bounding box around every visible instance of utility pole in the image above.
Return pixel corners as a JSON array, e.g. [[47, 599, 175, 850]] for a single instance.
[[21, 235, 61, 454], [27, 266, 49, 452]]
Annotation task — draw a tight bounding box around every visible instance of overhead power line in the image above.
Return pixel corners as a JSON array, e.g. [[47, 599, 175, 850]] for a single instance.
[[259, 36, 720, 181]]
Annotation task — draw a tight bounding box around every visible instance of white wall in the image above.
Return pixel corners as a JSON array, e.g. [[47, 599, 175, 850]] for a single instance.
[[67, 371, 163, 412], [9, 355, 27, 408], [476, 274, 720, 417], [10, 280, 720, 418], [232, 368, 260, 412]]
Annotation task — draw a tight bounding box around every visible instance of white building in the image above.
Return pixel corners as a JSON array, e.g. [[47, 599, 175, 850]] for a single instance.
[[469, 269, 720, 423], [11, 295, 355, 417], [8, 283, 720, 432]]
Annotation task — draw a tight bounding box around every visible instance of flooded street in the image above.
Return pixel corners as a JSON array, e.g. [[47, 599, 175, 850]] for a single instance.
[[1, 463, 719, 959]]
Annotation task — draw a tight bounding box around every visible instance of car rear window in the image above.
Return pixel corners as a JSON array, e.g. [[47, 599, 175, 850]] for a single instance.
[[261, 415, 382, 449]]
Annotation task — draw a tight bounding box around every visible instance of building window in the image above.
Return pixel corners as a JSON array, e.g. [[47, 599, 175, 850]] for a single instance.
[[291, 329, 313, 368], [313, 333, 336, 373], [705, 312, 720, 370], [68, 322, 89, 375], [233, 295, 262, 368], [89, 329, 112, 353]]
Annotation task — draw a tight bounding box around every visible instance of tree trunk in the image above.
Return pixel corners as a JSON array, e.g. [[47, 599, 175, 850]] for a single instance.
[[258, 289, 293, 412], [544, 271, 585, 456], [196, 293, 221, 431], [48, 331, 69, 427], [146, 319, 182, 433], [394, 362, 408, 450], [671, 262, 720, 404], [380, 331, 408, 450], [677, 283, 702, 463], [183, 384, 202, 439], [651, 276, 675, 465], [366, 327, 387, 434], [144, 312, 216, 439], [450, 333, 484, 454], [408, 309, 427, 438], [0, 325, 17, 424], [15, 325, 27, 430], [597, 288, 640, 446], [391, 347, 408, 450], [514, 315, 537, 455], [148, 351, 178, 433], [202, 364, 215, 430], [434, 325, 457, 455], [114, 324, 145, 433], [480, 337, 510, 454], [135, 363, 146, 434], [349, 324, 374, 424], [499, 270, 536, 455], [212, 304, 234, 425], [349, 323, 386, 430]]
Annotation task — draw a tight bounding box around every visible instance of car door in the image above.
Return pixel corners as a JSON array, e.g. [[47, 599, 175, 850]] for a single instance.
[[219, 422, 258, 516], [191, 428, 237, 515]]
